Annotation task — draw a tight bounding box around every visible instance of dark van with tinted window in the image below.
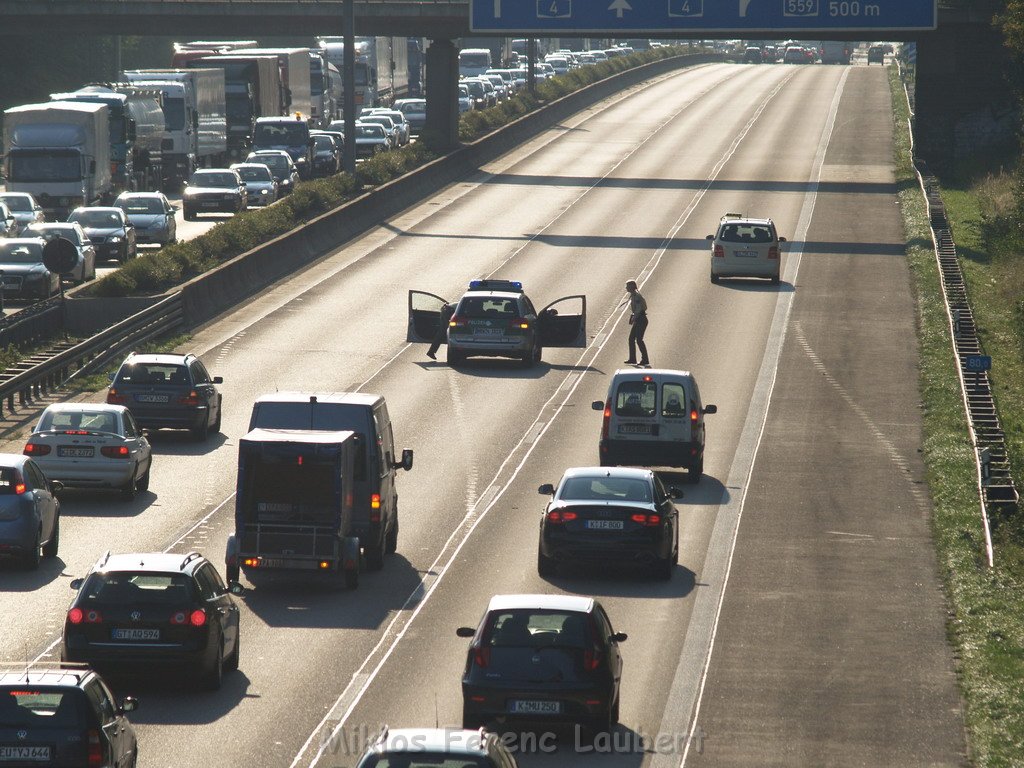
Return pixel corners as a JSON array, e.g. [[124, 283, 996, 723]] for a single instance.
[[246, 392, 412, 569]]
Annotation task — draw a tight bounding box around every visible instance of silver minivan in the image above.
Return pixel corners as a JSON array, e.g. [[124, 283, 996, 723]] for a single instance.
[[592, 369, 717, 482]]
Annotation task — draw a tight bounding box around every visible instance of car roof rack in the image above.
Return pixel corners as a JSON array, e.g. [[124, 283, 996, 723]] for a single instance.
[[722, 212, 743, 219], [0, 661, 91, 684], [179, 551, 203, 570]]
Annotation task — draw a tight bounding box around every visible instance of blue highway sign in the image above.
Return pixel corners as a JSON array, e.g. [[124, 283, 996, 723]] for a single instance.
[[964, 355, 992, 373], [471, 0, 936, 33]]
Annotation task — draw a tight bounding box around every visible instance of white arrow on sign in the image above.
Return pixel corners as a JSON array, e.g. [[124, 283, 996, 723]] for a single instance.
[[494, 0, 501, 17], [739, 0, 752, 16], [609, 0, 632, 18]]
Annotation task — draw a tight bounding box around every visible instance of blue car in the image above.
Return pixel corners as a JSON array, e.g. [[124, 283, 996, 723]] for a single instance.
[[0, 453, 61, 569]]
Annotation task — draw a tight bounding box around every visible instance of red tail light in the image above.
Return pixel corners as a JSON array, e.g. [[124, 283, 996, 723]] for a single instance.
[[23, 443, 50, 456], [68, 608, 84, 624], [371, 493, 381, 509], [101, 445, 130, 459], [768, 246, 779, 260], [189, 609, 207, 627], [508, 317, 529, 330], [713, 244, 724, 258], [690, 409, 699, 423], [13, 472, 26, 495], [178, 391, 201, 407], [600, 399, 611, 440], [106, 389, 127, 405], [473, 645, 491, 667], [169, 611, 187, 625], [630, 513, 661, 526], [87, 729, 104, 767], [583, 648, 603, 671], [70, 608, 102, 624], [546, 510, 578, 524]]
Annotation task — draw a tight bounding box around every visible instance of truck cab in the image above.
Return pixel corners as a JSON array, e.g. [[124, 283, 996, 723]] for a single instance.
[[251, 116, 314, 179]]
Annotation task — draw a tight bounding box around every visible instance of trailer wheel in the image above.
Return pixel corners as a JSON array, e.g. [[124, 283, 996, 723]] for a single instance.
[[344, 565, 359, 590]]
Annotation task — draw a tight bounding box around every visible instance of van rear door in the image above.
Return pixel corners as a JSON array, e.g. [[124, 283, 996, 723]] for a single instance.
[[611, 376, 658, 438], [658, 379, 693, 444]]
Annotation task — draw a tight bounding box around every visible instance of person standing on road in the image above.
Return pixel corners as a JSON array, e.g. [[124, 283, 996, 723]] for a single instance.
[[624, 280, 650, 366], [426, 302, 455, 360]]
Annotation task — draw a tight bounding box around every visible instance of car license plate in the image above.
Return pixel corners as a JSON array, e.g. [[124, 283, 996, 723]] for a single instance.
[[475, 328, 503, 336], [735, 249, 758, 258], [0, 746, 51, 761], [202, 201, 220, 208], [618, 424, 651, 434], [135, 394, 169, 403], [112, 628, 160, 641], [509, 700, 561, 715], [586, 520, 624, 530], [58, 446, 94, 458]]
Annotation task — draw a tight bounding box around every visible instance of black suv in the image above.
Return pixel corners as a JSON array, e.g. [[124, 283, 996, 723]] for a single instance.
[[0, 663, 138, 767], [107, 352, 223, 441], [62, 551, 243, 691]]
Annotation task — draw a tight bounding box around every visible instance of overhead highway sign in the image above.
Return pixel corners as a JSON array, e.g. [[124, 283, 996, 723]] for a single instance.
[[470, 0, 936, 33]]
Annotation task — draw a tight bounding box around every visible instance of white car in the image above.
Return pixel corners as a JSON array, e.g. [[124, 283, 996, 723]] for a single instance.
[[24, 222, 97, 284], [24, 403, 153, 500], [707, 213, 785, 284]]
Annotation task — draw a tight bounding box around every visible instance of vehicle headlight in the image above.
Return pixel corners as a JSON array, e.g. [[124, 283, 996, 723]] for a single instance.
[[259, 189, 269, 195], [108, 236, 122, 243]]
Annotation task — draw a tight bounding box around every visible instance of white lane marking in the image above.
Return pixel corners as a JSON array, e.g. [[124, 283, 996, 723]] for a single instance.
[[664, 67, 850, 768], [828, 531, 875, 539], [292, 70, 801, 768]]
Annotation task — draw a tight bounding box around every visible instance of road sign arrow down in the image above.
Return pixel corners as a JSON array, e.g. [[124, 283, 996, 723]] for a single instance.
[[608, 0, 632, 18]]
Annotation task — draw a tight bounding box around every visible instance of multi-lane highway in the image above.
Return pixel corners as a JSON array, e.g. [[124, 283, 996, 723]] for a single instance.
[[0, 59, 966, 767]]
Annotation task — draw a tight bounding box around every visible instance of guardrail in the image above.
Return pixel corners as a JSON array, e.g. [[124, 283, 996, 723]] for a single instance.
[[0, 297, 63, 348], [0, 294, 183, 417]]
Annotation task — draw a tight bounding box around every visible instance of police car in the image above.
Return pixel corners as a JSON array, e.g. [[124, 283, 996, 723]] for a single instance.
[[408, 279, 586, 366]]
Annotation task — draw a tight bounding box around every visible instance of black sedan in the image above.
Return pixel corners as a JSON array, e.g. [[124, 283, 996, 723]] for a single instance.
[[181, 169, 248, 220], [0, 239, 62, 300], [66, 206, 137, 263], [537, 466, 680, 579], [457, 593, 627, 736]]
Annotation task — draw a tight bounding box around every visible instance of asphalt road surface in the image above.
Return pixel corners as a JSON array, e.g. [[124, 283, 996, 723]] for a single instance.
[[0, 61, 965, 768]]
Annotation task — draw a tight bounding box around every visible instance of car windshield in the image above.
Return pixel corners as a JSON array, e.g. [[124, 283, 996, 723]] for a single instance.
[[559, 476, 653, 502], [313, 136, 334, 151], [0, 689, 86, 728], [253, 123, 308, 145], [251, 155, 288, 171], [235, 166, 273, 182], [69, 210, 123, 228], [81, 571, 195, 604], [0, 242, 44, 264], [356, 125, 385, 138], [38, 409, 119, 434], [29, 226, 82, 244], [362, 116, 394, 129], [462, 81, 485, 98], [400, 102, 425, 115], [118, 198, 164, 215], [115, 363, 189, 386], [191, 173, 237, 188], [484, 610, 590, 649], [0, 196, 32, 212], [719, 223, 773, 243], [456, 296, 518, 319]]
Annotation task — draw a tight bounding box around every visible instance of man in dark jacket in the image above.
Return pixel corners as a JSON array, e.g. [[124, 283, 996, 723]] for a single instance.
[[427, 302, 455, 360]]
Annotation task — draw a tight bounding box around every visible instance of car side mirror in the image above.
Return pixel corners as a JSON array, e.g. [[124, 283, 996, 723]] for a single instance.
[[538, 483, 554, 495], [119, 696, 138, 714], [779, 236, 787, 242], [399, 448, 413, 472], [456, 626, 476, 638], [107, 373, 115, 383], [50, 480, 64, 495], [703, 404, 717, 415], [213, 376, 224, 384], [668, 486, 683, 499], [591, 400, 604, 411], [228, 581, 245, 595], [705, 234, 714, 240], [70, 578, 83, 590], [611, 632, 628, 643]]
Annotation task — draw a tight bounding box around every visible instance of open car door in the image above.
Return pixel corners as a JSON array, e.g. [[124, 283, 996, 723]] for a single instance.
[[407, 290, 449, 342], [538, 295, 586, 347]]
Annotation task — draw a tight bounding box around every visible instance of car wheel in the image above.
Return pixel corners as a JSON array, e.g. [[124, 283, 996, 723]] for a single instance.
[[364, 536, 385, 572], [121, 466, 138, 501], [461, 705, 481, 730], [227, 563, 240, 583], [211, 397, 222, 433], [42, 517, 59, 558], [537, 549, 557, 578], [447, 349, 465, 367], [611, 695, 620, 727], [137, 462, 151, 493], [202, 639, 224, 691], [344, 564, 359, 590], [687, 456, 703, 484], [23, 533, 41, 570], [771, 275, 780, 285], [385, 515, 399, 554], [710, 272, 720, 284], [654, 554, 674, 581], [191, 418, 210, 442], [226, 630, 240, 672], [183, 208, 195, 221]]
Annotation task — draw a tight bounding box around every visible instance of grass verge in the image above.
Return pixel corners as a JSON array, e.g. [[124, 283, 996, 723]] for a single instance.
[[889, 66, 1024, 766]]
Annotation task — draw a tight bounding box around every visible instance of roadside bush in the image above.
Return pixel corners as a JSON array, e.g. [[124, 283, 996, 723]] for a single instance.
[[86, 45, 694, 298]]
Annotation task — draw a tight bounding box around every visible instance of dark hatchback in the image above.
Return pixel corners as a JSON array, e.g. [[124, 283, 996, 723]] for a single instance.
[[537, 466, 680, 580], [457, 594, 626, 735], [0, 665, 137, 768], [62, 551, 243, 691], [106, 352, 223, 441]]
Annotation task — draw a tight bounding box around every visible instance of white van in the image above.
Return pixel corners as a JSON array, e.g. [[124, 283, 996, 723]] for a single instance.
[[459, 48, 492, 77], [591, 369, 717, 482]]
